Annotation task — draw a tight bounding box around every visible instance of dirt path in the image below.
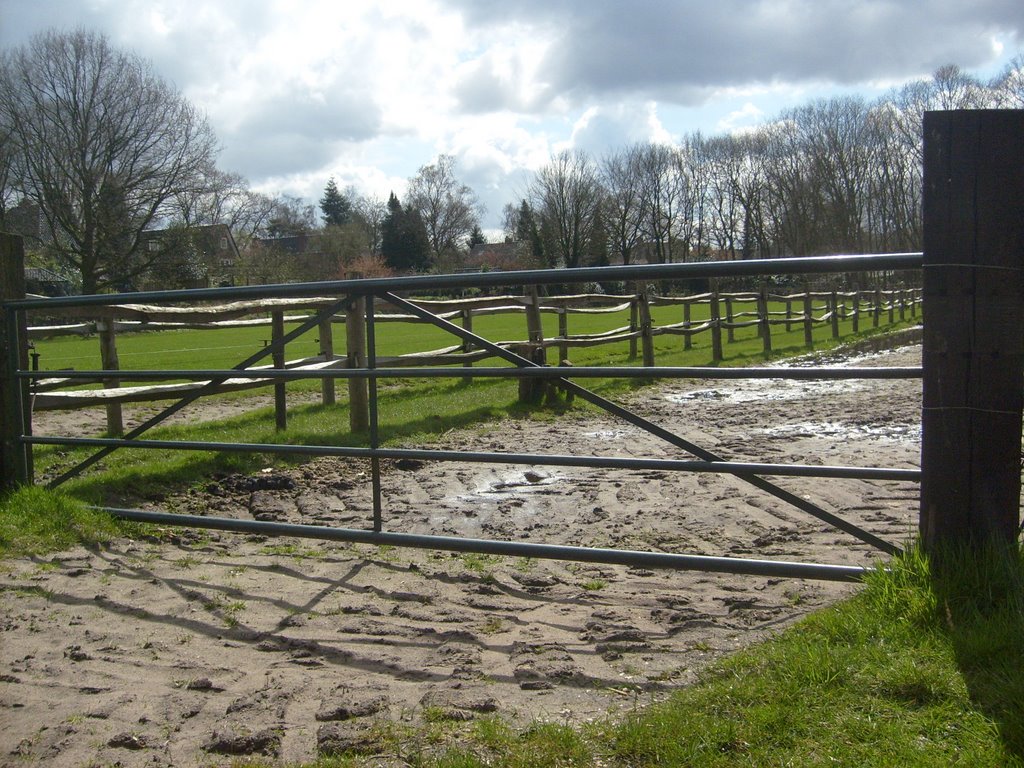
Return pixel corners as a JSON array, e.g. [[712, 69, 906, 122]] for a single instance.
[[1, 345, 922, 766]]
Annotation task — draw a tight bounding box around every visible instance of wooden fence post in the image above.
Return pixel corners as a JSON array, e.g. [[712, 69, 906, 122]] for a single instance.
[[920, 109, 1024, 551], [557, 306, 569, 366], [637, 291, 655, 369], [519, 287, 547, 404], [758, 283, 772, 356], [319, 312, 336, 406], [785, 297, 794, 332], [802, 283, 813, 348], [724, 296, 735, 343], [851, 290, 860, 334], [709, 280, 723, 362], [347, 296, 369, 432], [96, 317, 123, 437], [271, 311, 287, 431], [0, 233, 30, 491], [461, 307, 474, 383], [628, 284, 639, 360], [873, 287, 882, 327], [829, 286, 841, 340], [682, 301, 692, 351]]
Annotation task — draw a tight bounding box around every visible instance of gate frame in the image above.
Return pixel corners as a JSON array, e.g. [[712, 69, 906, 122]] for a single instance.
[[3, 250, 920, 583]]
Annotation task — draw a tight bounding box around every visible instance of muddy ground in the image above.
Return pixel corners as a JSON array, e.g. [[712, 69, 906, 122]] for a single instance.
[[1, 344, 922, 767]]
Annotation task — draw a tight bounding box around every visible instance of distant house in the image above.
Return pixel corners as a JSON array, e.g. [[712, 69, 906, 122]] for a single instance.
[[2, 199, 45, 242], [607, 242, 731, 266], [465, 241, 536, 272], [252, 233, 339, 283], [139, 224, 241, 289]]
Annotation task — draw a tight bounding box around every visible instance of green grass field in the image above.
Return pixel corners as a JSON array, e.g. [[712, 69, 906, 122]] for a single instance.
[[27, 296, 919, 502], [32, 295, 914, 374]]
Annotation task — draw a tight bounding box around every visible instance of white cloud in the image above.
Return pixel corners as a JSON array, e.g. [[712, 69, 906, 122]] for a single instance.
[[1, 0, 1021, 230], [716, 103, 767, 134]]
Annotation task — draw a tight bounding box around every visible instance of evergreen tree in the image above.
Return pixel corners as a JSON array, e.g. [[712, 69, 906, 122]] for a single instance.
[[381, 192, 430, 272], [468, 224, 486, 249], [516, 200, 545, 264], [319, 176, 352, 226]]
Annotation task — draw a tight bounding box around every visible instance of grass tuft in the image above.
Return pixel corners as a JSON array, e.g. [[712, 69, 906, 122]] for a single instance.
[[0, 486, 123, 557]]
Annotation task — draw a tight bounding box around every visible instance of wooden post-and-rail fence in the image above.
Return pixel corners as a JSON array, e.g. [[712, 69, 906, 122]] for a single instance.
[[11, 279, 920, 437]]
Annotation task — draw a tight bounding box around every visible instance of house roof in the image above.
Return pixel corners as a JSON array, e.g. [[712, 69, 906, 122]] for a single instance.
[[467, 241, 531, 271]]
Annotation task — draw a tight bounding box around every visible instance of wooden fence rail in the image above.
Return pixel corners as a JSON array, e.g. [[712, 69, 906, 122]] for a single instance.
[[25, 283, 921, 436]]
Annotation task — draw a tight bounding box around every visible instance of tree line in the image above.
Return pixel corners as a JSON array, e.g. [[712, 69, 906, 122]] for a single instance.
[[1, 28, 1022, 293], [512, 60, 1023, 272]]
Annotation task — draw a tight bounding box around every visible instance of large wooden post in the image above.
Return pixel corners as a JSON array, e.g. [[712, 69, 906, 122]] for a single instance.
[[1, 234, 29, 490], [920, 110, 1024, 551]]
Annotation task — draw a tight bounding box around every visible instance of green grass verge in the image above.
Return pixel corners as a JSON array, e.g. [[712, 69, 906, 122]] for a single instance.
[[0, 485, 125, 556]]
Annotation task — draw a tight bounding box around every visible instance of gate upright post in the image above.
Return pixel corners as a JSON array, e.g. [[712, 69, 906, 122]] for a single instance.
[[920, 110, 1024, 551], [1, 233, 29, 491]]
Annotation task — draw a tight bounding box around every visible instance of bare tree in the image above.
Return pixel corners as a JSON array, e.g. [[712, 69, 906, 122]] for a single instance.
[[529, 150, 603, 269], [991, 53, 1024, 108], [351, 191, 387, 255], [0, 109, 14, 227], [637, 142, 691, 263], [600, 145, 646, 265], [405, 154, 482, 261], [0, 29, 217, 292]]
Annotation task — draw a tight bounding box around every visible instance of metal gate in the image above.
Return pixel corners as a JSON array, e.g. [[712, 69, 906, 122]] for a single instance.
[[3, 253, 923, 582]]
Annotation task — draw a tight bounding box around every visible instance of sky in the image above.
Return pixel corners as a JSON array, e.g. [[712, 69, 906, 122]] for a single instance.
[[1, 0, 1022, 232]]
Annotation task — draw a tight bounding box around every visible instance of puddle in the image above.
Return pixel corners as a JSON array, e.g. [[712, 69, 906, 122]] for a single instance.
[[666, 378, 867, 405], [581, 429, 628, 441], [433, 469, 564, 531], [664, 345, 918, 406], [759, 420, 921, 444], [465, 469, 563, 497], [772, 343, 920, 369]]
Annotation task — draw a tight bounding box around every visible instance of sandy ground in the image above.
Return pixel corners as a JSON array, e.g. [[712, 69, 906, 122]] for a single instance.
[[1, 344, 922, 767]]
